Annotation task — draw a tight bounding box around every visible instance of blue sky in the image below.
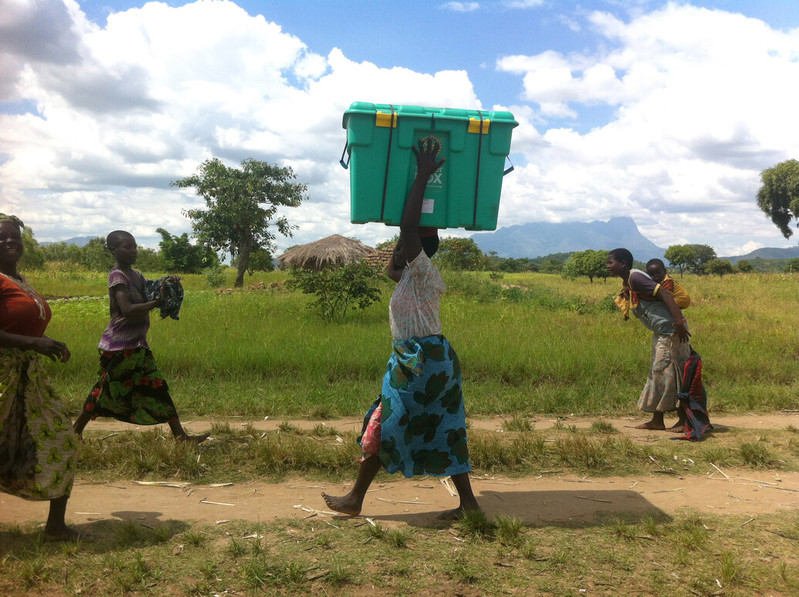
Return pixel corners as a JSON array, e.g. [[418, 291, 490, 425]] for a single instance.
[[2, 0, 799, 256]]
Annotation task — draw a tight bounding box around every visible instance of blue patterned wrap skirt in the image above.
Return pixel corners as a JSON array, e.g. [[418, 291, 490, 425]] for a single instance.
[[361, 334, 471, 478]]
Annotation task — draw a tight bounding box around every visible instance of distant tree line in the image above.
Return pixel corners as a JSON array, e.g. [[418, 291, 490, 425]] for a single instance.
[[21, 223, 797, 281], [18, 226, 278, 276]]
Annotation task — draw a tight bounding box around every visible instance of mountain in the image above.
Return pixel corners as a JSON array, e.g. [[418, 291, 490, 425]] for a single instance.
[[722, 246, 799, 264], [40, 236, 95, 247], [470, 217, 665, 261]]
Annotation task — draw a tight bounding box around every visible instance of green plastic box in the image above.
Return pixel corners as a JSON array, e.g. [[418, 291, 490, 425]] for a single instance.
[[341, 102, 518, 230]]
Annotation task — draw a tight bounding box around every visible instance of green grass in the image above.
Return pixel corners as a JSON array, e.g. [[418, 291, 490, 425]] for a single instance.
[[2, 511, 798, 596], [26, 268, 799, 419], [70, 423, 798, 485]]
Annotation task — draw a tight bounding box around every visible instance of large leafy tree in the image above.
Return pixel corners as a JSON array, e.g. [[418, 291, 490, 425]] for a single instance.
[[562, 249, 609, 283], [784, 258, 799, 273], [232, 248, 274, 274], [688, 243, 717, 274], [173, 158, 307, 287], [664, 243, 716, 275], [40, 241, 83, 264], [82, 237, 115, 271], [19, 226, 45, 270], [434, 238, 487, 271], [756, 159, 799, 239], [664, 245, 697, 276], [157, 227, 218, 274], [704, 258, 734, 277]]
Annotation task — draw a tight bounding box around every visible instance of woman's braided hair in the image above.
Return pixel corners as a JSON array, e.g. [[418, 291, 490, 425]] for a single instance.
[[0, 214, 24, 229]]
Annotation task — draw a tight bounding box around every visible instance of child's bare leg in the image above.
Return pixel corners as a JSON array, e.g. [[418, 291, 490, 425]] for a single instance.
[[72, 411, 92, 438], [438, 472, 481, 520], [322, 454, 381, 516], [168, 419, 209, 443]]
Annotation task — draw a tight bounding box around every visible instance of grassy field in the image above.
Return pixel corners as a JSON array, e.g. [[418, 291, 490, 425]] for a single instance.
[[27, 265, 799, 418], [3, 265, 799, 596]]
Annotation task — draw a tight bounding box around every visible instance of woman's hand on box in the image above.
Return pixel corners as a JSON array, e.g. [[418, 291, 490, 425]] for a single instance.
[[412, 136, 445, 179]]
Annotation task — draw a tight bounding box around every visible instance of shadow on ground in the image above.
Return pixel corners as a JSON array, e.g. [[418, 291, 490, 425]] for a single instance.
[[362, 489, 671, 529], [0, 512, 191, 560]]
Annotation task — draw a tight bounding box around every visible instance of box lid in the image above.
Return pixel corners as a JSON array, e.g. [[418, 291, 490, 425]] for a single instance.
[[342, 101, 517, 129]]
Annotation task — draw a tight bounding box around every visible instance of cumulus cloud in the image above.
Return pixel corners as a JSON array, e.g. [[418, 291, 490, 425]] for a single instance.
[[495, 4, 799, 254], [0, 0, 479, 250], [1, 1, 798, 258]]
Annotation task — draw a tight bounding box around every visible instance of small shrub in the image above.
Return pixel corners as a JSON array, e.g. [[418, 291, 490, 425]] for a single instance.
[[719, 551, 744, 586], [365, 522, 386, 540], [448, 552, 480, 584], [503, 415, 533, 432], [228, 538, 247, 558], [278, 421, 298, 433], [739, 441, 778, 467], [611, 518, 637, 540], [204, 265, 227, 287], [182, 529, 206, 546], [327, 558, 354, 586], [641, 515, 661, 537], [457, 509, 495, 540], [501, 286, 526, 303], [495, 514, 525, 546], [386, 529, 409, 548], [519, 537, 538, 559], [287, 261, 384, 321], [591, 421, 617, 434]]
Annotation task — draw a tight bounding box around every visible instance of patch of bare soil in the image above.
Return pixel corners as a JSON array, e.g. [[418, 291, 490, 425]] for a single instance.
[[2, 413, 798, 530]]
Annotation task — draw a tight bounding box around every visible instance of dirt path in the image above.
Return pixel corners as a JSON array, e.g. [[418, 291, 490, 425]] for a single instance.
[[2, 413, 798, 530]]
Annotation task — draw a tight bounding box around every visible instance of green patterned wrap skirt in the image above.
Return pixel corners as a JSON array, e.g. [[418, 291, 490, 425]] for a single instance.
[[82, 348, 179, 425], [0, 348, 77, 501]]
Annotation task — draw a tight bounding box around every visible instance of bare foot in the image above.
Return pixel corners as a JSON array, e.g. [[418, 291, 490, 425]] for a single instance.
[[666, 422, 686, 432], [177, 432, 210, 444], [634, 421, 665, 430], [45, 525, 92, 542], [321, 492, 362, 516]]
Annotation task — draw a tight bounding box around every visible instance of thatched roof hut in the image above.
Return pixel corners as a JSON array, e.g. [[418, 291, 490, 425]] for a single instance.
[[278, 234, 377, 270]]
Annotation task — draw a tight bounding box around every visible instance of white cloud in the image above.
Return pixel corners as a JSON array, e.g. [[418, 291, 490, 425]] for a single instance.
[[440, 2, 480, 12], [733, 241, 764, 256], [495, 3, 799, 255], [503, 0, 544, 8], [0, 0, 479, 251], [1, 1, 798, 259]]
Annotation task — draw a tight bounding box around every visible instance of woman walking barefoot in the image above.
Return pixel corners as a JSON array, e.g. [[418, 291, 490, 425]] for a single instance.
[[322, 138, 480, 520], [0, 214, 84, 540], [607, 248, 691, 431], [72, 231, 207, 443]]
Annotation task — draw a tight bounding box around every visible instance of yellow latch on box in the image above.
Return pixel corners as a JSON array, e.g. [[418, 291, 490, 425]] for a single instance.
[[376, 111, 397, 128], [468, 118, 490, 134]]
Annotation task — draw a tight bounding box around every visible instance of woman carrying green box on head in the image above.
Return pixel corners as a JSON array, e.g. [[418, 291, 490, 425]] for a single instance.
[[322, 137, 480, 519]]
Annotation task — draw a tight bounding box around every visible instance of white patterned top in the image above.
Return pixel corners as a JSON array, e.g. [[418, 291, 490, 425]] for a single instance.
[[389, 251, 446, 341]]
